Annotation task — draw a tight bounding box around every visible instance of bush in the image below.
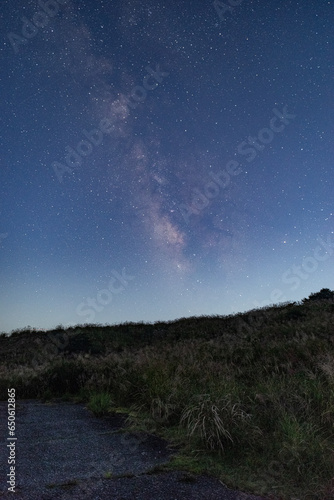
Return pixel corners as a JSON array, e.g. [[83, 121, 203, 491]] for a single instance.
[[42, 359, 87, 396], [180, 393, 252, 453], [303, 288, 334, 303], [87, 392, 113, 417]]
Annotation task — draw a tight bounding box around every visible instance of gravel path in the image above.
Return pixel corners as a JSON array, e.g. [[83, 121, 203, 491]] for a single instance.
[[0, 400, 269, 500]]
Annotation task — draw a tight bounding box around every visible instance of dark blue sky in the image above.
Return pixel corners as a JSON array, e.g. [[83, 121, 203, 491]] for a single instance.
[[1, 0, 333, 332]]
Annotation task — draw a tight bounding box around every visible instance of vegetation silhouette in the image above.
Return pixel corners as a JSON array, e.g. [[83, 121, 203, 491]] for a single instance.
[[0, 288, 333, 499]]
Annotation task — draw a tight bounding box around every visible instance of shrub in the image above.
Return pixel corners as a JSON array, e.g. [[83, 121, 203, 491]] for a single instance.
[[87, 392, 113, 417], [42, 359, 87, 396], [180, 393, 252, 453], [303, 288, 334, 303]]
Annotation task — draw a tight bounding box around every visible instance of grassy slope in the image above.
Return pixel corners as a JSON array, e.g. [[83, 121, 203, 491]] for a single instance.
[[1, 299, 333, 499]]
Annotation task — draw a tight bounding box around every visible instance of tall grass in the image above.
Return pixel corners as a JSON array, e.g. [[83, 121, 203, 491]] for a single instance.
[[1, 298, 334, 499], [87, 392, 113, 417]]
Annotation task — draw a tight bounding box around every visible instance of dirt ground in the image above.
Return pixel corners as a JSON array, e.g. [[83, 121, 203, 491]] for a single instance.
[[0, 400, 269, 500]]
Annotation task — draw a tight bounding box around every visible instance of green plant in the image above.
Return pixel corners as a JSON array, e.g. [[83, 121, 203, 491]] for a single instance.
[[180, 393, 250, 453], [87, 392, 113, 417], [303, 288, 334, 303], [1, 292, 334, 499]]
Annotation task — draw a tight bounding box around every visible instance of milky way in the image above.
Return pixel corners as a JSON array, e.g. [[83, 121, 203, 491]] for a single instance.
[[0, 0, 333, 332]]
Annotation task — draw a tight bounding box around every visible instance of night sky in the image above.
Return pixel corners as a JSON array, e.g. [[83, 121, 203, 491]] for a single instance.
[[0, 0, 333, 333]]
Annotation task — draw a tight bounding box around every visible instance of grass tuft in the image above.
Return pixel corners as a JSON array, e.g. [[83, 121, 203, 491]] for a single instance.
[[1, 296, 334, 499], [87, 392, 113, 417]]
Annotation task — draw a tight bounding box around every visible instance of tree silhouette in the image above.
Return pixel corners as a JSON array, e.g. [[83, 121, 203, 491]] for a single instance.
[[303, 288, 334, 303]]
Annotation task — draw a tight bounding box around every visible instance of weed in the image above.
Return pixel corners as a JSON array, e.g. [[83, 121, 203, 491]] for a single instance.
[[87, 392, 113, 417], [1, 292, 334, 499]]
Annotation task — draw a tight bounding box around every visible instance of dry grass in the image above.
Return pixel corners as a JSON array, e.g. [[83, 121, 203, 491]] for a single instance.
[[1, 298, 334, 499]]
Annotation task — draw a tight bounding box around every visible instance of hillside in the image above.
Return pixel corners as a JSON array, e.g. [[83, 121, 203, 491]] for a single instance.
[[1, 290, 334, 499]]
